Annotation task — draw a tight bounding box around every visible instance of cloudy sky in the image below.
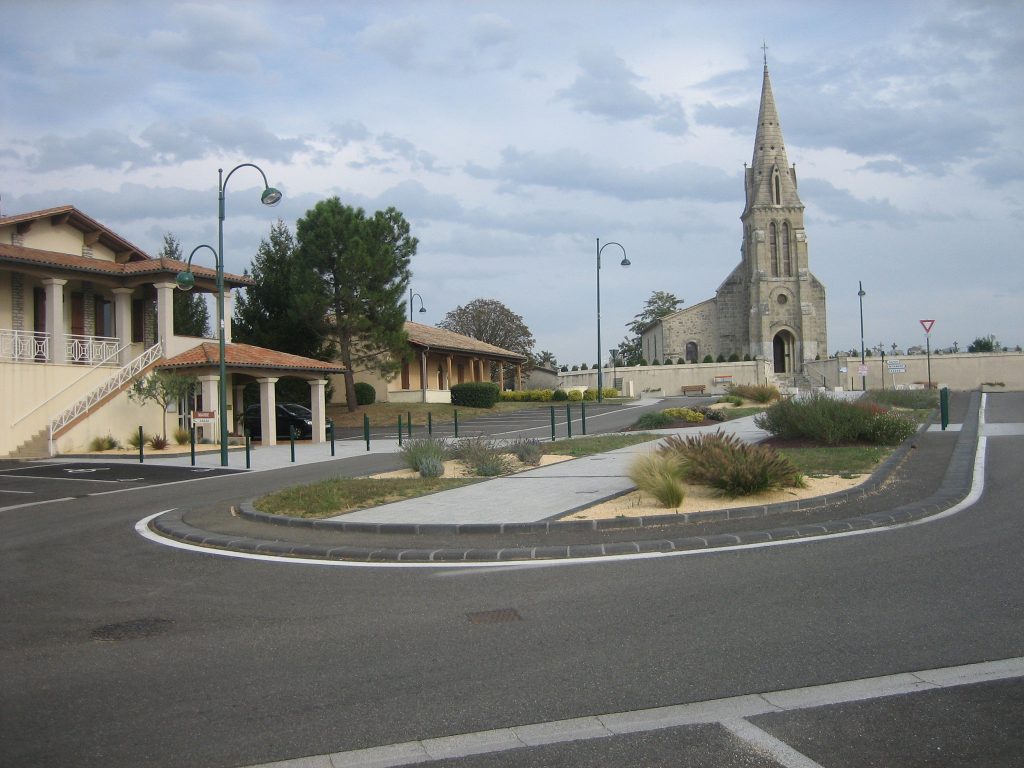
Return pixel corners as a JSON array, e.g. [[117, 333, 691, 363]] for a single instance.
[[3, 0, 1022, 364]]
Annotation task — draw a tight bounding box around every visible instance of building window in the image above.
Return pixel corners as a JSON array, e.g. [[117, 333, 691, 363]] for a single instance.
[[781, 222, 792, 276], [769, 223, 779, 276], [401, 361, 410, 389], [772, 167, 782, 205]]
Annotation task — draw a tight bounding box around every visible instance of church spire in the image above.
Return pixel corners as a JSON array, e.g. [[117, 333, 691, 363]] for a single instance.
[[746, 58, 801, 210]]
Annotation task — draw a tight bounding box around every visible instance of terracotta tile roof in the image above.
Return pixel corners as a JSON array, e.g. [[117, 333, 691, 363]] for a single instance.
[[159, 342, 345, 375], [0, 243, 252, 287], [0, 205, 149, 262], [404, 321, 527, 362]]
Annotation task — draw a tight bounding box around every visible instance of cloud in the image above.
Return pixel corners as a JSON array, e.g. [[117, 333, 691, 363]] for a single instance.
[[28, 130, 152, 172], [465, 147, 735, 202], [145, 3, 277, 73], [798, 179, 905, 225], [558, 46, 688, 135]]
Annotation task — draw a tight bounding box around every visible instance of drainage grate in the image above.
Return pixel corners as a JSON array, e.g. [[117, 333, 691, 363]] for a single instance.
[[91, 617, 175, 642], [466, 608, 522, 625]]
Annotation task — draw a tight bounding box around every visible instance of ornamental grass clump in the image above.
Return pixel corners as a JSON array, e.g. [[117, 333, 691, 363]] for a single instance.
[[507, 438, 543, 466], [754, 392, 916, 446], [627, 453, 686, 509], [88, 435, 119, 452], [659, 432, 804, 496], [631, 411, 676, 429], [417, 455, 445, 479], [450, 436, 513, 477], [727, 384, 780, 403], [662, 407, 705, 423], [400, 437, 450, 473]]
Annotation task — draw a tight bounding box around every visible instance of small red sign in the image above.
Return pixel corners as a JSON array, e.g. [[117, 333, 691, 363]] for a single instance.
[[920, 319, 935, 334]]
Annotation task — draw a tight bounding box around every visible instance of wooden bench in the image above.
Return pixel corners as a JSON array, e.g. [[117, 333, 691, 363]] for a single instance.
[[680, 384, 706, 396]]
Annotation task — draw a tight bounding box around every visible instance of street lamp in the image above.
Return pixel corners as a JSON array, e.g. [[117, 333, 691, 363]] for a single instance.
[[176, 164, 281, 467], [857, 281, 866, 391], [409, 289, 426, 321], [596, 238, 630, 403]]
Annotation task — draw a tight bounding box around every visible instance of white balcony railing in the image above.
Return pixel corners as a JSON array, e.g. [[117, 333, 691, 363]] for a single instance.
[[66, 334, 121, 365], [0, 329, 48, 361]]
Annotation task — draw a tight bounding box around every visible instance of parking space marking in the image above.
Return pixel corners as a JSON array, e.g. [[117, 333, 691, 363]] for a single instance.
[[236, 656, 1024, 768], [721, 718, 825, 768]]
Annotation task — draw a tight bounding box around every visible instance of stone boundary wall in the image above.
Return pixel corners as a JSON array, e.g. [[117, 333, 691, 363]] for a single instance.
[[559, 359, 773, 397], [805, 352, 1023, 391]]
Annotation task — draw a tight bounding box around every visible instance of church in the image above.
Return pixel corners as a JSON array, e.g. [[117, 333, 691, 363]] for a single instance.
[[641, 61, 827, 374]]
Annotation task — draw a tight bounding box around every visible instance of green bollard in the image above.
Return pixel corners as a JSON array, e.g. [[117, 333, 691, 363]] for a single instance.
[[289, 427, 296, 463], [363, 414, 370, 451], [581, 400, 587, 435], [940, 387, 949, 431], [245, 434, 251, 469], [454, 410, 459, 438], [138, 426, 144, 464], [428, 412, 433, 436], [329, 421, 335, 456], [189, 425, 196, 467], [398, 416, 403, 446], [550, 406, 556, 442], [566, 404, 572, 438], [407, 412, 412, 438]]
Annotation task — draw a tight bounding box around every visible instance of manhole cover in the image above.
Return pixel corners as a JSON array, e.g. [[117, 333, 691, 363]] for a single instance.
[[467, 609, 522, 625], [91, 618, 174, 642]]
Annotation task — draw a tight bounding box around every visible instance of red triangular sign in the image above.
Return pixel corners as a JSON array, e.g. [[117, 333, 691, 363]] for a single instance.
[[920, 319, 935, 333]]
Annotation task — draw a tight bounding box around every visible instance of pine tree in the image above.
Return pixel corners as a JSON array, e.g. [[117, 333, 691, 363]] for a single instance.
[[160, 233, 210, 338]]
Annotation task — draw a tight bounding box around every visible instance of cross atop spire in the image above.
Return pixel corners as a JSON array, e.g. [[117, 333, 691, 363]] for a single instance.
[[761, 40, 768, 67]]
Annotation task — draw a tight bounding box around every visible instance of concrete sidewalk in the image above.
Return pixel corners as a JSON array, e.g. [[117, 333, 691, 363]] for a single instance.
[[336, 416, 772, 525]]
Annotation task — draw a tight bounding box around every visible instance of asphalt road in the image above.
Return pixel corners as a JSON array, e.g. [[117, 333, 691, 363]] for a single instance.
[[1, 393, 1022, 767]]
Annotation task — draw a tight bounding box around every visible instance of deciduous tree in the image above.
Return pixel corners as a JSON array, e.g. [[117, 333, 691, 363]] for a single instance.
[[128, 371, 198, 439], [438, 298, 535, 360]]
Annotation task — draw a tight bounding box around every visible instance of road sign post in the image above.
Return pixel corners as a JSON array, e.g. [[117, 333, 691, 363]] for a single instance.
[[920, 320, 935, 389]]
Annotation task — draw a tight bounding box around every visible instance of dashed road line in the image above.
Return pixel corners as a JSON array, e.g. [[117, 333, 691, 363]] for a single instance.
[[236, 656, 1024, 768]]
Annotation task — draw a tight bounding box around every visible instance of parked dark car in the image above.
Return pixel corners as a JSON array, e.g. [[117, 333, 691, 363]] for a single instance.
[[242, 402, 321, 440]]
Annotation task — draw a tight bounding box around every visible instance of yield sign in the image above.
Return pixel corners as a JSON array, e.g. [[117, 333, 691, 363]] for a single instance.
[[920, 319, 935, 334]]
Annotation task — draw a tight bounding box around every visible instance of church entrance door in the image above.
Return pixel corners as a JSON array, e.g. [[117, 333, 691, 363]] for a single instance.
[[773, 331, 795, 373]]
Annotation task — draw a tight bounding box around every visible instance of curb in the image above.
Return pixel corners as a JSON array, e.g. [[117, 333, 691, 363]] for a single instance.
[[149, 392, 980, 563]]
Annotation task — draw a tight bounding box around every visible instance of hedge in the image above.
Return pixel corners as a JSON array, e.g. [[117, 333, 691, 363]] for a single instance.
[[450, 381, 500, 408], [353, 381, 376, 405]]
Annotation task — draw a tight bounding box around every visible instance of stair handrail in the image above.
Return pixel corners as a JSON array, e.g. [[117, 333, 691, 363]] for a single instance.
[[48, 341, 164, 446], [13, 340, 130, 427]]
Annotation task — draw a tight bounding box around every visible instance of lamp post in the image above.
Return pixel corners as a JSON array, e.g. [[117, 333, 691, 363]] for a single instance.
[[176, 164, 281, 467], [596, 238, 630, 403], [408, 289, 426, 321], [857, 281, 866, 391]]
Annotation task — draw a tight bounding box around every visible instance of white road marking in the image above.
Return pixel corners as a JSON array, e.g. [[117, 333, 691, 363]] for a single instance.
[[235, 656, 1024, 768]]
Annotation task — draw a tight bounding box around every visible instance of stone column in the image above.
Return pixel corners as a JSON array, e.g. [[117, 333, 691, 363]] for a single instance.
[[257, 377, 279, 446], [111, 288, 134, 364], [233, 383, 246, 435], [308, 379, 327, 443], [153, 282, 177, 352], [197, 375, 219, 444], [42, 278, 67, 363]]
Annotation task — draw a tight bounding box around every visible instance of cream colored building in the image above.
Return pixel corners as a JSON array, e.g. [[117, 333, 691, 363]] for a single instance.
[[642, 62, 827, 374], [0, 206, 341, 457]]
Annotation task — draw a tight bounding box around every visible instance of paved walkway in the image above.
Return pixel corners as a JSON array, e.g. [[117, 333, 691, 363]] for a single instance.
[[336, 416, 771, 524]]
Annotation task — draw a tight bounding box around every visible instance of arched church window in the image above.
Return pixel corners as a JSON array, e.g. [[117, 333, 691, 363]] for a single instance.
[[781, 222, 792, 276], [685, 341, 698, 363], [769, 222, 779, 276], [772, 167, 782, 205]]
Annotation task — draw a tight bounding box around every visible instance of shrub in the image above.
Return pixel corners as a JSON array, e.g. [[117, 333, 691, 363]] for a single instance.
[[552, 389, 569, 401], [417, 456, 445, 478], [354, 382, 376, 406], [652, 359, 661, 365], [400, 437, 450, 473], [632, 412, 676, 429], [660, 432, 804, 496], [628, 453, 686, 509], [580, 363, 589, 370], [148, 434, 169, 450], [560, 365, 568, 372], [567, 389, 583, 401], [126, 431, 144, 449], [716, 354, 726, 363], [727, 353, 740, 362], [582, 388, 597, 401], [676, 358, 686, 365], [743, 354, 752, 361], [702, 355, 714, 363], [728, 384, 779, 403], [639, 358, 649, 366], [862, 389, 938, 410], [754, 392, 916, 446], [173, 427, 191, 445], [450, 381, 500, 408], [451, 436, 512, 477], [662, 407, 705, 423], [602, 387, 619, 398], [571, 365, 579, 371], [89, 435, 119, 451], [507, 439, 543, 466]]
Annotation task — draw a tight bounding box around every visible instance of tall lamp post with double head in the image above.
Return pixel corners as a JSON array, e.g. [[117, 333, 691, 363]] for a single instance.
[[857, 281, 867, 391], [596, 238, 630, 403], [408, 289, 426, 321], [175, 164, 281, 467]]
